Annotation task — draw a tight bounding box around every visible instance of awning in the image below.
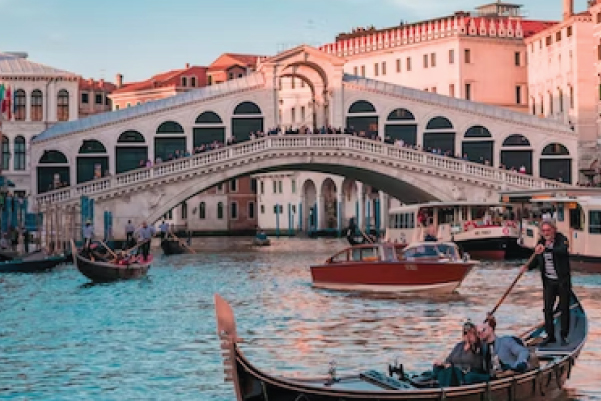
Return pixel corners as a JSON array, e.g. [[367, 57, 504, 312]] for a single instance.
[[0, 176, 16, 187]]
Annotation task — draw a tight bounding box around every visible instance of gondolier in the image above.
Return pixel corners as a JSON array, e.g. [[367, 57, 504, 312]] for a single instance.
[[137, 221, 156, 262], [125, 220, 136, 248], [158, 220, 169, 240], [83, 220, 94, 251], [520, 218, 572, 346]]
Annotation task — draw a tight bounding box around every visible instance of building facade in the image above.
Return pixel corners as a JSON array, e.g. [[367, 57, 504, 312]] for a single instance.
[[526, 0, 597, 177], [108, 64, 208, 111], [0, 52, 80, 197], [78, 78, 116, 117]]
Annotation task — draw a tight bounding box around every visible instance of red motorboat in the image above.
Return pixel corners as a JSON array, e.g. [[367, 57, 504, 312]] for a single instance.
[[310, 242, 476, 294]]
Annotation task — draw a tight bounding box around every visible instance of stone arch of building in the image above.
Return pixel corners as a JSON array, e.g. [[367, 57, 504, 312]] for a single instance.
[[76, 139, 109, 184], [37, 150, 70, 193], [500, 134, 533, 174], [116, 130, 148, 174], [194, 111, 225, 148], [539, 142, 572, 183], [383, 107, 418, 145], [462, 125, 494, 165], [301, 179, 318, 231], [231, 101, 264, 142], [423, 116, 456, 155], [320, 177, 338, 230], [347, 99, 378, 136], [155, 120, 186, 161]]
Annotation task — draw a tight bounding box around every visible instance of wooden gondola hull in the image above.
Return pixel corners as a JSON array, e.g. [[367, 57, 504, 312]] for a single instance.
[[161, 239, 187, 255], [252, 238, 271, 246], [73, 253, 151, 283], [0, 257, 63, 273], [214, 291, 586, 401]]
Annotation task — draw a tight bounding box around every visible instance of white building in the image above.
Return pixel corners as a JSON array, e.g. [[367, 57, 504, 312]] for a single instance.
[[0, 52, 80, 196], [526, 0, 597, 175]]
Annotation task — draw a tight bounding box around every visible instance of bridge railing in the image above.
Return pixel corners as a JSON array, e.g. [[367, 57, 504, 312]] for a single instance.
[[35, 134, 569, 205]]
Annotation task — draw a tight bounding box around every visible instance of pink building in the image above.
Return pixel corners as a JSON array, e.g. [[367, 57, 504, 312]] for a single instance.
[[78, 78, 117, 117], [316, 2, 557, 114]]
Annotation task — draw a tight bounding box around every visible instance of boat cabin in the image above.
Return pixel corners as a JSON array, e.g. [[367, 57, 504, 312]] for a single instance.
[[326, 242, 462, 264], [386, 201, 516, 244], [501, 188, 601, 263]]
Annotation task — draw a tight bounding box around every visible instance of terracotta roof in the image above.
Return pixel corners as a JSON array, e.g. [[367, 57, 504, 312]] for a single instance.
[[79, 78, 117, 92], [111, 66, 208, 95], [208, 53, 266, 72]]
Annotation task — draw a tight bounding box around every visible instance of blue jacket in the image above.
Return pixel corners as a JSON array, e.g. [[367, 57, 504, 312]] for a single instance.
[[486, 336, 530, 371]]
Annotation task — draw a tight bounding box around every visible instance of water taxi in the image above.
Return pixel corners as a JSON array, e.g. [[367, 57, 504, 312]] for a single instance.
[[386, 202, 526, 260], [501, 188, 601, 271], [310, 241, 476, 294]]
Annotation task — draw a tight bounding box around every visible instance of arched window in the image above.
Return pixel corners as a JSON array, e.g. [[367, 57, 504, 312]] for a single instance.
[[39, 150, 68, 164], [57, 89, 69, 121], [1, 137, 10, 170], [463, 126, 493, 165], [426, 116, 453, 130], [386, 108, 415, 121], [233, 101, 261, 115], [199, 202, 206, 219], [79, 139, 107, 154], [464, 126, 492, 138], [14, 89, 26, 121], [31, 90, 43, 121], [217, 202, 224, 219], [157, 121, 184, 134], [385, 108, 417, 145], [118, 130, 146, 143], [13, 136, 26, 171], [191, 77, 197, 87], [502, 134, 531, 147], [348, 100, 376, 114], [542, 143, 570, 156], [195, 111, 223, 124], [230, 202, 238, 219]]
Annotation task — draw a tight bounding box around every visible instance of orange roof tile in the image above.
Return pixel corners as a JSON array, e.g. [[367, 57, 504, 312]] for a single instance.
[[111, 66, 208, 95], [208, 53, 266, 72]]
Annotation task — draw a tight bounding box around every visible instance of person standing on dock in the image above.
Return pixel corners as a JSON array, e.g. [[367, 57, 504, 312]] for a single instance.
[[520, 219, 572, 346], [125, 220, 136, 248], [83, 220, 94, 251], [137, 221, 155, 261]]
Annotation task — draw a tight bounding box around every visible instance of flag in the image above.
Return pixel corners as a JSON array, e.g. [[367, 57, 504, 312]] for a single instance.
[[0, 83, 5, 123], [1, 85, 11, 120]]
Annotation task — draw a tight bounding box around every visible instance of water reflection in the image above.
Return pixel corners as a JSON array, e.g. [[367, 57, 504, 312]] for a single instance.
[[0, 237, 599, 400]]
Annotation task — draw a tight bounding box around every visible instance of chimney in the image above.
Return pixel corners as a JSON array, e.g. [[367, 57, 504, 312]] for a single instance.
[[563, 0, 574, 20], [185, 63, 190, 69], [99, 79, 104, 88], [116, 73, 123, 88]]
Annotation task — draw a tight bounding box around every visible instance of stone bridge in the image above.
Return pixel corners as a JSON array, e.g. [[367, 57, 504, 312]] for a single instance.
[[35, 135, 570, 230]]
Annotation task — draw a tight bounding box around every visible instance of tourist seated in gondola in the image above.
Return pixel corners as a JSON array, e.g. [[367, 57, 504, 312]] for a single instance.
[[86, 243, 109, 262], [115, 251, 133, 266], [255, 227, 268, 241], [424, 226, 438, 242], [432, 321, 490, 387], [477, 316, 533, 377]]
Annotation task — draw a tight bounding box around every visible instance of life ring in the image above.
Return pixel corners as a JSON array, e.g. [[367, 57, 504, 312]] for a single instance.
[[463, 221, 475, 231], [505, 221, 517, 228], [503, 227, 509, 235]]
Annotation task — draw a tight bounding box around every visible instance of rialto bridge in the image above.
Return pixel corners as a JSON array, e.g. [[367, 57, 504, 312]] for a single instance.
[[30, 45, 576, 230]]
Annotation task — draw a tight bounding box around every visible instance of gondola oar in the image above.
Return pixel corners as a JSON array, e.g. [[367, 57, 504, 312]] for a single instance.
[[485, 252, 536, 322], [123, 239, 150, 255], [170, 232, 196, 254], [98, 239, 119, 260]]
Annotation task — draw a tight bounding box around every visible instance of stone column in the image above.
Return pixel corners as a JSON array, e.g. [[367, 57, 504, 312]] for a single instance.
[[357, 182, 364, 230], [337, 190, 343, 237], [379, 191, 388, 235], [25, 88, 31, 122], [315, 189, 323, 231]]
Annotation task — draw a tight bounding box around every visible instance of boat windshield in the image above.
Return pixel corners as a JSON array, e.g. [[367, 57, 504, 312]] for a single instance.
[[403, 243, 459, 260]]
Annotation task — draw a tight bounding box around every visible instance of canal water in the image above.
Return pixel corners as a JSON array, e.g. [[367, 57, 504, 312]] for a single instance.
[[0, 238, 600, 401]]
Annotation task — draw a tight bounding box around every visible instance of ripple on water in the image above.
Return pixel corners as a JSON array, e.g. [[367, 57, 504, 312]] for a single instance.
[[0, 237, 600, 400]]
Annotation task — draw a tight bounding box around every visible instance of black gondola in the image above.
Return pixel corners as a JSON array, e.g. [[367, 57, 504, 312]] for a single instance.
[[214, 291, 587, 401], [71, 240, 151, 282], [0, 253, 65, 273], [161, 238, 188, 255]]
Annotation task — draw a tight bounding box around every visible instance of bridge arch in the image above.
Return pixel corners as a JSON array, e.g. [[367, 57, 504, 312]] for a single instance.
[[500, 134, 532, 174], [231, 101, 263, 143], [77, 139, 108, 184], [540, 143, 572, 183], [462, 125, 493, 165], [37, 150, 70, 193], [143, 154, 453, 225], [116, 130, 148, 174], [423, 116, 456, 155], [155, 121, 186, 161], [194, 111, 225, 148], [384, 107, 417, 145], [347, 100, 378, 137], [302, 179, 318, 232]]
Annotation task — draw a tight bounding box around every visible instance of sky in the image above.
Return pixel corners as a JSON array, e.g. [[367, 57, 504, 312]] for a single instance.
[[0, 0, 592, 83]]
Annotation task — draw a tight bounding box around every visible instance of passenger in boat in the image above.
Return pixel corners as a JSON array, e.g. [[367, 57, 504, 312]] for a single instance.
[[477, 316, 530, 377], [256, 228, 268, 241], [432, 321, 489, 386], [520, 218, 572, 346]]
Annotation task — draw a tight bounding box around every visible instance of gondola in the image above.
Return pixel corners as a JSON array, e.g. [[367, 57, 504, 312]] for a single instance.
[[71, 240, 152, 283], [252, 237, 271, 246], [161, 238, 188, 255], [0, 253, 65, 273], [214, 290, 587, 401]]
